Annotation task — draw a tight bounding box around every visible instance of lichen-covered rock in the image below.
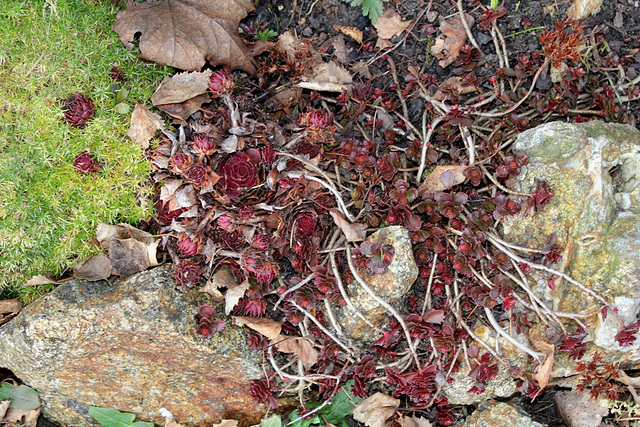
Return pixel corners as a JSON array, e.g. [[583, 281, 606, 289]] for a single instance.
[[503, 121, 640, 366], [334, 226, 418, 344], [442, 362, 518, 405], [462, 401, 544, 427], [0, 265, 268, 426]]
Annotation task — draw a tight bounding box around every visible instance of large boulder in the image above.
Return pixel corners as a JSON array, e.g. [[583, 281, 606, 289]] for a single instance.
[[502, 121, 640, 369], [0, 265, 269, 426]]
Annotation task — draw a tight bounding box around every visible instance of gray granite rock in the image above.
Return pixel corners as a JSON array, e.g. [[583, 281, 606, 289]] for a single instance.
[[334, 226, 419, 344], [0, 265, 269, 426], [503, 121, 640, 371], [461, 401, 545, 427]]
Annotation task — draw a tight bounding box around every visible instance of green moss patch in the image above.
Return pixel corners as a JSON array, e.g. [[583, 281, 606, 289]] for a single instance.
[[0, 0, 172, 302]]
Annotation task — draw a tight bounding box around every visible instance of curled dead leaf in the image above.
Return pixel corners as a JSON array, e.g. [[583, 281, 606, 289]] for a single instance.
[[22, 275, 62, 288], [0, 299, 21, 315], [298, 61, 353, 93], [225, 279, 250, 315], [113, 0, 256, 73], [71, 253, 112, 282], [374, 9, 411, 40], [329, 210, 366, 242], [419, 165, 467, 193], [353, 393, 400, 427], [151, 71, 212, 106], [274, 334, 319, 368], [127, 104, 164, 149], [333, 24, 363, 44], [399, 415, 433, 427], [212, 420, 239, 427], [533, 340, 555, 394], [233, 316, 282, 340], [431, 14, 474, 68]]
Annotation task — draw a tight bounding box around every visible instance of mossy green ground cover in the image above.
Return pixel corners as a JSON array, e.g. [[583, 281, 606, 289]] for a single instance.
[[0, 0, 172, 302]]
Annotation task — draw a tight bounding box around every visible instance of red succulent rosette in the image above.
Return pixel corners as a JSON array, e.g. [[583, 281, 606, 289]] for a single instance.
[[173, 259, 202, 289], [218, 152, 259, 198], [73, 151, 101, 174], [170, 153, 192, 174], [208, 70, 234, 96], [291, 210, 318, 238], [182, 163, 208, 187], [178, 234, 202, 256], [62, 93, 95, 127], [193, 134, 217, 155]]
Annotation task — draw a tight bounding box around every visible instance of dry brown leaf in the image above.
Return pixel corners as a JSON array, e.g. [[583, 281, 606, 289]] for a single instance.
[[374, 9, 411, 40], [432, 76, 479, 101], [274, 334, 319, 368], [329, 210, 366, 242], [431, 14, 474, 68], [95, 223, 158, 277], [160, 183, 198, 211], [419, 165, 467, 193], [351, 61, 372, 79], [332, 36, 352, 65], [375, 38, 393, 50], [0, 299, 22, 314], [157, 93, 212, 122], [333, 24, 363, 44], [22, 275, 62, 288], [71, 253, 112, 282], [225, 279, 250, 315], [233, 316, 282, 340], [151, 71, 212, 105], [212, 420, 239, 427], [533, 340, 555, 392], [399, 415, 433, 427], [298, 61, 353, 92], [113, 0, 256, 73], [108, 238, 152, 277], [0, 400, 10, 421], [200, 268, 238, 301], [353, 393, 400, 427], [3, 407, 40, 427], [126, 104, 164, 149]]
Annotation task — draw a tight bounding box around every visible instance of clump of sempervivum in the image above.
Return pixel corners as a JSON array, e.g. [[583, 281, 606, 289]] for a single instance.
[[62, 93, 95, 127], [73, 151, 101, 174]]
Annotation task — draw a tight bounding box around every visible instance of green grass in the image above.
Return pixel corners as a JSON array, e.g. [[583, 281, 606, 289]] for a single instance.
[[0, 0, 173, 302]]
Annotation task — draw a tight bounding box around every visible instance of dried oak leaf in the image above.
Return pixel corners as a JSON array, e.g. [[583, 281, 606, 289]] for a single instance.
[[419, 165, 467, 193], [151, 71, 212, 105], [399, 415, 433, 427], [374, 9, 411, 40], [298, 61, 353, 92], [233, 316, 282, 340], [71, 253, 112, 282], [333, 24, 363, 44], [353, 393, 399, 427], [0, 299, 21, 315], [274, 335, 319, 368], [112, 0, 257, 73], [330, 210, 366, 242], [533, 340, 555, 394], [431, 13, 475, 68], [127, 104, 164, 149]]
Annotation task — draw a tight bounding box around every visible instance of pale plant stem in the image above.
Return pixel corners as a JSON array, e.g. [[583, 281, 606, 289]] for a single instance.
[[471, 61, 548, 118], [416, 116, 444, 184], [487, 234, 620, 323], [345, 245, 421, 368], [273, 272, 315, 311], [460, 124, 475, 165], [290, 300, 355, 356], [478, 164, 530, 196], [484, 306, 545, 362], [421, 252, 438, 316], [456, 0, 481, 52], [268, 346, 340, 381], [329, 251, 383, 333]]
